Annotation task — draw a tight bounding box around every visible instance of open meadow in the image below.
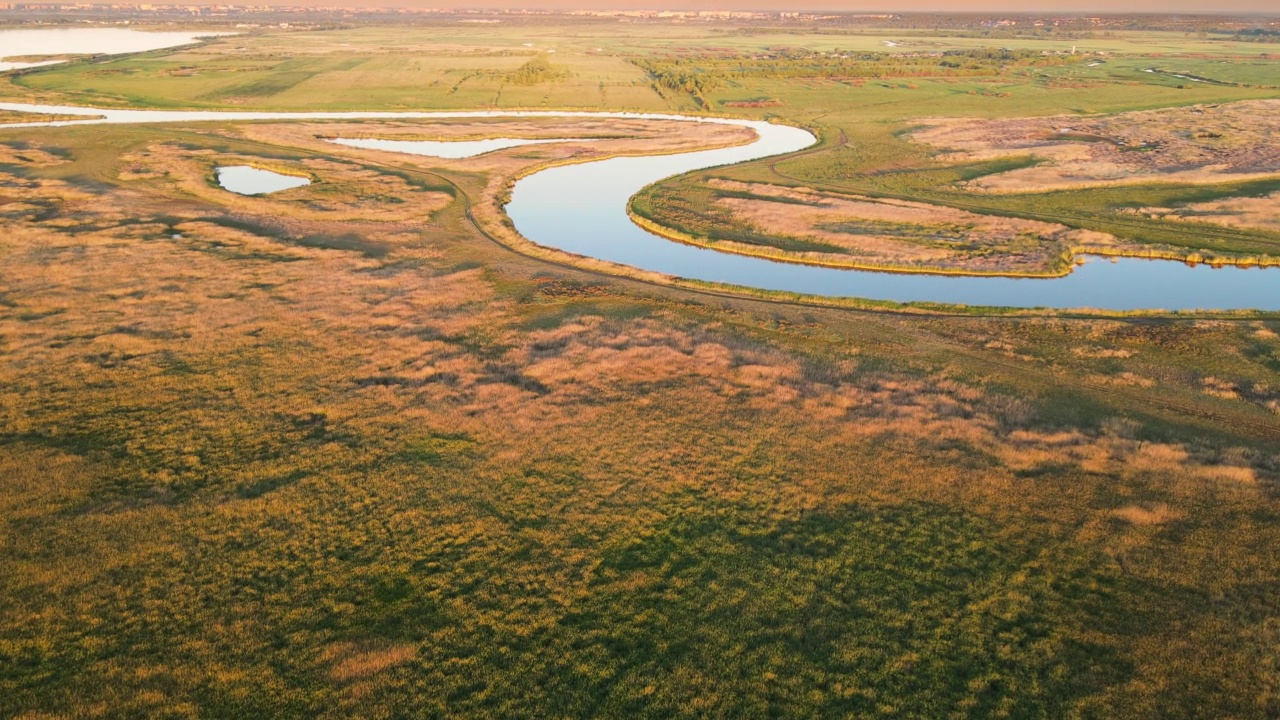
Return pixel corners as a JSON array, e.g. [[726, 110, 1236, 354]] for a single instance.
[[1, 14, 1279, 718]]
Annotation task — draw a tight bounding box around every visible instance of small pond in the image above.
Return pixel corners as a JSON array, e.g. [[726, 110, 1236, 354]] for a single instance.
[[327, 137, 593, 159], [216, 166, 311, 195]]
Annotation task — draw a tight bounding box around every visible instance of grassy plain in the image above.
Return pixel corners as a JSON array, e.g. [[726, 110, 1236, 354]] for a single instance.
[[1, 18, 1279, 719], [631, 178, 1145, 276], [635, 98, 1280, 273]]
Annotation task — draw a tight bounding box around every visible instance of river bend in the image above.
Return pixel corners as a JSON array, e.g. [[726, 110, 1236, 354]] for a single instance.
[[2, 101, 1275, 311]]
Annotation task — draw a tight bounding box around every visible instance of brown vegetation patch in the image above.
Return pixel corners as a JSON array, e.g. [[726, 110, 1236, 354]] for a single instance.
[[1073, 345, 1135, 359], [227, 118, 752, 284], [325, 643, 417, 682], [1128, 191, 1280, 232], [1113, 503, 1184, 525], [235, 118, 755, 177], [2, 119, 1279, 717], [0, 140, 70, 168], [117, 144, 453, 225], [1202, 376, 1241, 400], [1088, 371, 1157, 388], [724, 99, 784, 108], [691, 179, 1131, 275], [0, 109, 100, 125], [2, 162, 1262, 497], [910, 100, 1280, 192]]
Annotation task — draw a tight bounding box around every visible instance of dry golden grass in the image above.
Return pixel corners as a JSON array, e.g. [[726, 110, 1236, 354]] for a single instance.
[[1088, 371, 1158, 388], [0, 139, 71, 168], [236, 118, 754, 176], [1114, 503, 1184, 526], [325, 643, 418, 682], [2, 119, 1279, 718], [2, 167, 1262, 503], [217, 118, 755, 290], [118, 144, 453, 224], [1131, 191, 1280, 232], [693, 179, 1132, 274], [0, 109, 100, 125], [1074, 345, 1135, 359], [910, 99, 1280, 193]]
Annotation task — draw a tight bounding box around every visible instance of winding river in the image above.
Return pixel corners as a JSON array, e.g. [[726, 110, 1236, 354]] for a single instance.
[[1, 101, 1276, 311]]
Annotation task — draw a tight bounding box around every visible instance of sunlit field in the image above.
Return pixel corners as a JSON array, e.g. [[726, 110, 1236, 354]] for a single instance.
[[1, 14, 1279, 718]]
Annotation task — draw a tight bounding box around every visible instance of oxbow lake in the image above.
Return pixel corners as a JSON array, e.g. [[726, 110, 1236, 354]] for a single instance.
[[0, 101, 1276, 311], [0, 28, 232, 72]]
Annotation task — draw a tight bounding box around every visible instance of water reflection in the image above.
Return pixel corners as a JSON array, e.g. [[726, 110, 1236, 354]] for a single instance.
[[0, 28, 232, 72], [0, 101, 1274, 310], [216, 166, 310, 195], [505, 123, 1280, 311]]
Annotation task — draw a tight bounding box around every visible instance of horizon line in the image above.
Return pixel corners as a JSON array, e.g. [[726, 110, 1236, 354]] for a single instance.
[[3, 2, 1280, 14]]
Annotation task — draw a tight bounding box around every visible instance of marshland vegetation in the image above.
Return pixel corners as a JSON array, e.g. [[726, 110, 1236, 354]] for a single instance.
[[2, 17, 1280, 718]]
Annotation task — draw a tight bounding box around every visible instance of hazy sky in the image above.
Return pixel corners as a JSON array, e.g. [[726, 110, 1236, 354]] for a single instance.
[[359, 1, 1279, 12]]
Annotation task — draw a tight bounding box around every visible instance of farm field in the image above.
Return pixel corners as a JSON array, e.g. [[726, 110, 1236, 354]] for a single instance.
[[1, 15, 1279, 719]]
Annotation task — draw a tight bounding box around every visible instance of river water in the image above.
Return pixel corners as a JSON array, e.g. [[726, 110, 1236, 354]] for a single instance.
[[1, 100, 1275, 311]]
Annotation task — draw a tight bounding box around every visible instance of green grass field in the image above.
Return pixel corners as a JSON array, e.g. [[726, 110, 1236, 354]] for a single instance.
[[8, 24, 1280, 112], [2, 18, 1280, 719]]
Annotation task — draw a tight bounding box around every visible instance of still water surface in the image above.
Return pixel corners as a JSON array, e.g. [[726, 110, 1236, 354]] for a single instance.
[[0, 101, 1275, 311], [216, 166, 310, 195], [0, 28, 231, 72]]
